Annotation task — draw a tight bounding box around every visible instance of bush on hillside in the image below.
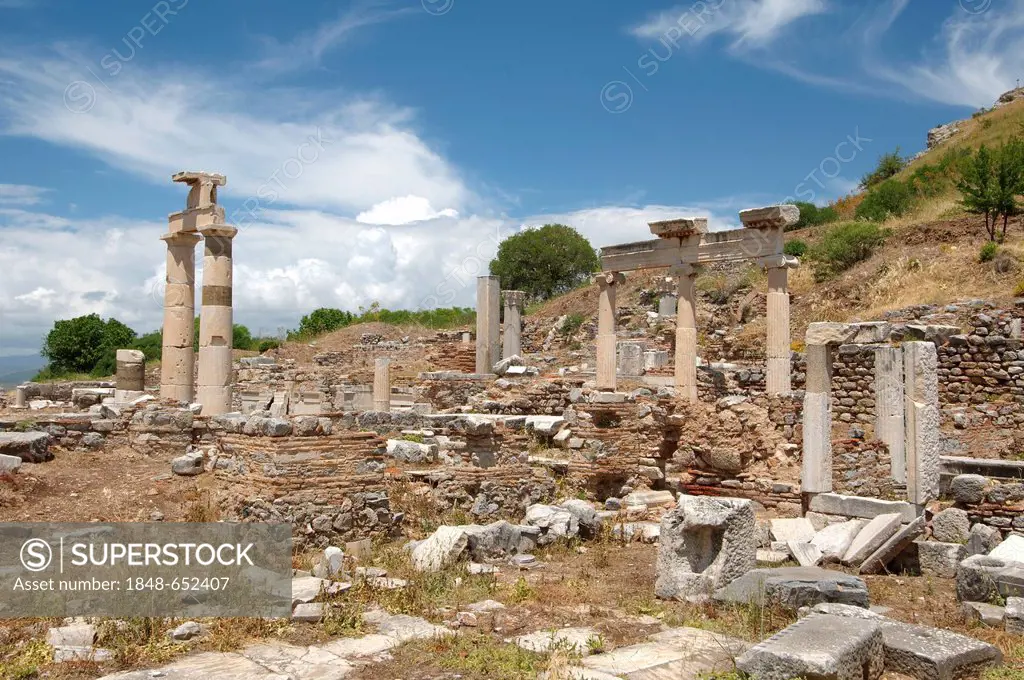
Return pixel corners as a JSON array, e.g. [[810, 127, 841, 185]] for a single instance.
[[784, 240, 808, 257], [789, 202, 839, 231], [980, 241, 999, 262], [296, 308, 356, 337], [854, 179, 915, 222], [809, 222, 889, 281], [860, 148, 907, 189]]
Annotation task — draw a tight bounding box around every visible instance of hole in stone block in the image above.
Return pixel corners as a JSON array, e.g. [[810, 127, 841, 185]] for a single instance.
[[211, 335, 227, 347]]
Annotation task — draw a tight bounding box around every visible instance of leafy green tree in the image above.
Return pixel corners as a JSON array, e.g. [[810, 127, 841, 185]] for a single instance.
[[860, 148, 906, 189], [958, 145, 998, 241], [489, 224, 599, 301], [296, 308, 355, 337], [993, 139, 1024, 241], [40, 314, 137, 375], [131, 331, 163, 361]]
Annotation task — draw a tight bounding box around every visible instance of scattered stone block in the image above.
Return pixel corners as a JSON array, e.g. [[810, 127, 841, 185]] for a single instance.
[[812, 520, 866, 563], [411, 526, 469, 572], [961, 601, 1005, 627], [859, 516, 926, 575], [956, 555, 1024, 602], [990, 534, 1024, 563], [842, 513, 902, 567], [931, 508, 970, 543], [0, 453, 22, 474], [950, 474, 987, 505], [770, 518, 816, 544], [788, 541, 823, 568], [879, 619, 1002, 679], [0, 431, 52, 463], [918, 541, 968, 579], [291, 602, 326, 623], [1006, 597, 1024, 635], [757, 549, 791, 566], [171, 450, 204, 476], [735, 613, 884, 680], [169, 621, 203, 641], [291, 576, 328, 606], [47, 623, 96, 648], [967, 523, 1002, 556], [622, 489, 674, 509], [655, 495, 755, 600], [714, 567, 870, 609]]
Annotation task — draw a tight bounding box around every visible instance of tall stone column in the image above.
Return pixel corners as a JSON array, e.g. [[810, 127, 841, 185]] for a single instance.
[[874, 346, 906, 484], [502, 290, 526, 358], [596, 272, 625, 391], [802, 342, 834, 494], [475, 276, 501, 374], [196, 225, 237, 415], [759, 255, 798, 396], [373, 357, 391, 412], [672, 263, 700, 401], [160, 231, 201, 403], [904, 341, 940, 505]]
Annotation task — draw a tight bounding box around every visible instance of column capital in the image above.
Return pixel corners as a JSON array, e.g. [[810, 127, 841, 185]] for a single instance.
[[594, 272, 626, 287], [757, 254, 800, 270], [502, 290, 527, 308], [670, 262, 702, 278], [199, 225, 238, 239], [161, 231, 202, 246]]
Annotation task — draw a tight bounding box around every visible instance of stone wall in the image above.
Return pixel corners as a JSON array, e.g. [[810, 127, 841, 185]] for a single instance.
[[832, 438, 896, 499]]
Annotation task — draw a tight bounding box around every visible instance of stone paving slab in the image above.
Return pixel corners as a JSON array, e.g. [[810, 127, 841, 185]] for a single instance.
[[580, 626, 747, 680], [514, 627, 599, 655], [98, 651, 293, 679]]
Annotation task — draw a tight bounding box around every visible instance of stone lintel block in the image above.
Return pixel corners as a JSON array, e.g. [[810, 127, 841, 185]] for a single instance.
[[173, 171, 227, 186], [842, 513, 902, 567], [736, 613, 884, 680], [851, 322, 893, 344], [808, 493, 919, 523], [166, 206, 226, 234], [649, 217, 708, 239], [739, 204, 800, 230], [806, 322, 858, 346]]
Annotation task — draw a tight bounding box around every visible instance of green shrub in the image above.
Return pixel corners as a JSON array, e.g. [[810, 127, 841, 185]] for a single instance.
[[809, 222, 889, 281], [790, 202, 839, 230], [257, 339, 281, 352], [980, 242, 999, 262], [559, 313, 586, 337], [854, 179, 914, 222], [860, 148, 907, 189], [784, 240, 808, 257]]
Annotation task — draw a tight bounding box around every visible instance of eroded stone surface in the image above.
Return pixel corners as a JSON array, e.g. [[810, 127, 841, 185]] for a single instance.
[[714, 567, 870, 609]]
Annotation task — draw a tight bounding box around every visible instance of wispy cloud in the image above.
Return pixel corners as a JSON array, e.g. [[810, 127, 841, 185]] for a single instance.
[[0, 184, 49, 206], [630, 0, 827, 49], [253, 0, 416, 74]]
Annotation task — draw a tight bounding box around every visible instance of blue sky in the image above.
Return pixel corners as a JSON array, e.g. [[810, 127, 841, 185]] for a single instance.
[[0, 0, 1022, 355]]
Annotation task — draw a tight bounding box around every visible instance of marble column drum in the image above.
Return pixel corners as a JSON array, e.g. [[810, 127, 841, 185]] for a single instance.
[[196, 225, 237, 415]]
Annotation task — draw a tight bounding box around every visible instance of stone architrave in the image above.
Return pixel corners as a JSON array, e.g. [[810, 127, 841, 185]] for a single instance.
[[475, 276, 500, 374], [596, 272, 625, 391], [802, 339, 834, 494], [655, 495, 756, 600], [159, 231, 202, 403], [903, 341, 940, 505], [671, 263, 701, 401], [115, 349, 146, 392], [758, 254, 798, 396], [373, 358, 391, 413], [196, 225, 237, 415], [874, 346, 906, 484], [501, 290, 525, 359]]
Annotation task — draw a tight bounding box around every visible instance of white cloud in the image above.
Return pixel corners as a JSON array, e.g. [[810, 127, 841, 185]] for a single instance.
[[252, 1, 416, 74], [356, 195, 460, 225], [630, 0, 827, 48], [866, 0, 1024, 108], [0, 184, 49, 206], [0, 51, 471, 218]]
